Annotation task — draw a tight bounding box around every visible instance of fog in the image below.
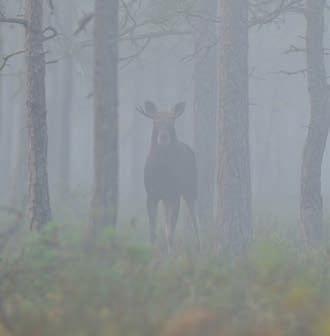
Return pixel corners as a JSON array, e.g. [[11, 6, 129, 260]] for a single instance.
[[0, 0, 329, 335]]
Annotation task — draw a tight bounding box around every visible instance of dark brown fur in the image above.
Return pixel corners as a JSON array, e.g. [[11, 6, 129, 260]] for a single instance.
[[138, 101, 200, 251]]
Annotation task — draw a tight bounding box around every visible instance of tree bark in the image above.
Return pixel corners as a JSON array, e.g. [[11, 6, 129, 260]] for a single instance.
[[130, 60, 148, 211], [217, 0, 252, 255], [300, 0, 328, 244], [193, 0, 218, 226], [0, 89, 14, 202], [25, 0, 52, 230], [0, 26, 3, 144], [90, 0, 119, 230], [10, 93, 28, 209]]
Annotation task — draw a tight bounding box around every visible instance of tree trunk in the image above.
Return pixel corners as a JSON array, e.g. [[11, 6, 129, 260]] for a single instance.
[[217, 0, 252, 255], [10, 93, 28, 209], [90, 0, 119, 230], [0, 26, 3, 144], [300, 0, 328, 244], [25, 0, 52, 230], [59, 3, 74, 198], [193, 0, 218, 226], [130, 61, 148, 211], [0, 90, 14, 203]]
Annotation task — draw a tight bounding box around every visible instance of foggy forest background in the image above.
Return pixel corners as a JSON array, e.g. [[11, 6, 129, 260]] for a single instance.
[[0, 0, 329, 335]]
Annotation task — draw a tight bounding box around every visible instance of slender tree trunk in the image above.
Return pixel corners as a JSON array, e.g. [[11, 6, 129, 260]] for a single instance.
[[0, 92, 14, 202], [59, 3, 74, 198], [217, 0, 252, 255], [193, 0, 218, 226], [130, 61, 148, 211], [25, 0, 51, 230], [48, 60, 61, 200], [11, 92, 28, 208], [0, 26, 3, 144], [0, 26, 13, 202], [300, 0, 328, 244], [90, 0, 119, 230]]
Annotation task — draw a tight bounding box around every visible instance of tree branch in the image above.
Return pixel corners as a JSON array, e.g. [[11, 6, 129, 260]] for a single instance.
[[74, 12, 94, 36], [0, 16, 27, 27], [119, 37, 151, 68], [284, 44, 306, 54], [0, 49, 25, 72], [249, 0, 304, 28], [42, 26, 58, 42], [277, 68, 307, 76]]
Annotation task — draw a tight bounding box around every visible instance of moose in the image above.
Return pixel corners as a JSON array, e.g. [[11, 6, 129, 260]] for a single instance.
[[137, 101, 200, 251]]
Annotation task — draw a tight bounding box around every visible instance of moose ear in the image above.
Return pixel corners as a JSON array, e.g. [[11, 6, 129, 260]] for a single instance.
[[173, 102, 186, 119], [136, 101, 158, 119], [145, 101, 158, 118]]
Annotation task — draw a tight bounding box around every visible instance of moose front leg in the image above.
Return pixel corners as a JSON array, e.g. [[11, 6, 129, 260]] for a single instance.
[[147, 197, 158, 245]]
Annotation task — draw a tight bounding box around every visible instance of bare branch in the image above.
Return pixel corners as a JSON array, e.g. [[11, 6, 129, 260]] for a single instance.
[[48, 0, 55, 12], [120, 37, 151, 68], [284, 44, 306, 54], [74, 12, 94, 36], [46, 59, 59, 65], [42, 26, 58, 42], [79, 29, 191, 49], [0, 16, 27, 27], [276, 68, 307, 76], [0, 49, 25, 72], [121, 29, 191, 42], [249, 0, 304, 28]]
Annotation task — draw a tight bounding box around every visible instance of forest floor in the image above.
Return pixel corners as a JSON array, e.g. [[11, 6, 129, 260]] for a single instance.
[[0, 207, 329, 336]]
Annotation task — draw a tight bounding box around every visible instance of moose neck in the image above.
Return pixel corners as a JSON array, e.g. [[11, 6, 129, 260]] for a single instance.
[[150, 127, 178, 154]]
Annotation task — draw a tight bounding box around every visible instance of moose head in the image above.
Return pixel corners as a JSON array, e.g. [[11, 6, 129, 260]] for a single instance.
[[137, 101, 185, 146]]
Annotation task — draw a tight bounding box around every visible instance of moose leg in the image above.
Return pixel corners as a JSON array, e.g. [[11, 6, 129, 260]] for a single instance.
[[169, 198, 180, 248], [164, 198, 180, 253], [163, 201, 172, 254], [184, 197, 201, 250], [147, 197, 158, 245]]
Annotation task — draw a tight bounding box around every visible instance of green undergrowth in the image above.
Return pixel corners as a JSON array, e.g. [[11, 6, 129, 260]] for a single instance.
[[0, 218, 329, 336]]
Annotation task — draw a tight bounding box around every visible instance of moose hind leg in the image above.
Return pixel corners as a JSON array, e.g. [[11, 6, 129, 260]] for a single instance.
[[185, 197, 201, 250], [147, 197, 158, 245], [169, 198, 180, 248], [164, 198, 180, 253]]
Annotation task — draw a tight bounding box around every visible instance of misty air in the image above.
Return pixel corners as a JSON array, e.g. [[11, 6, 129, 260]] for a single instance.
[[0, 0, 329, 335]]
